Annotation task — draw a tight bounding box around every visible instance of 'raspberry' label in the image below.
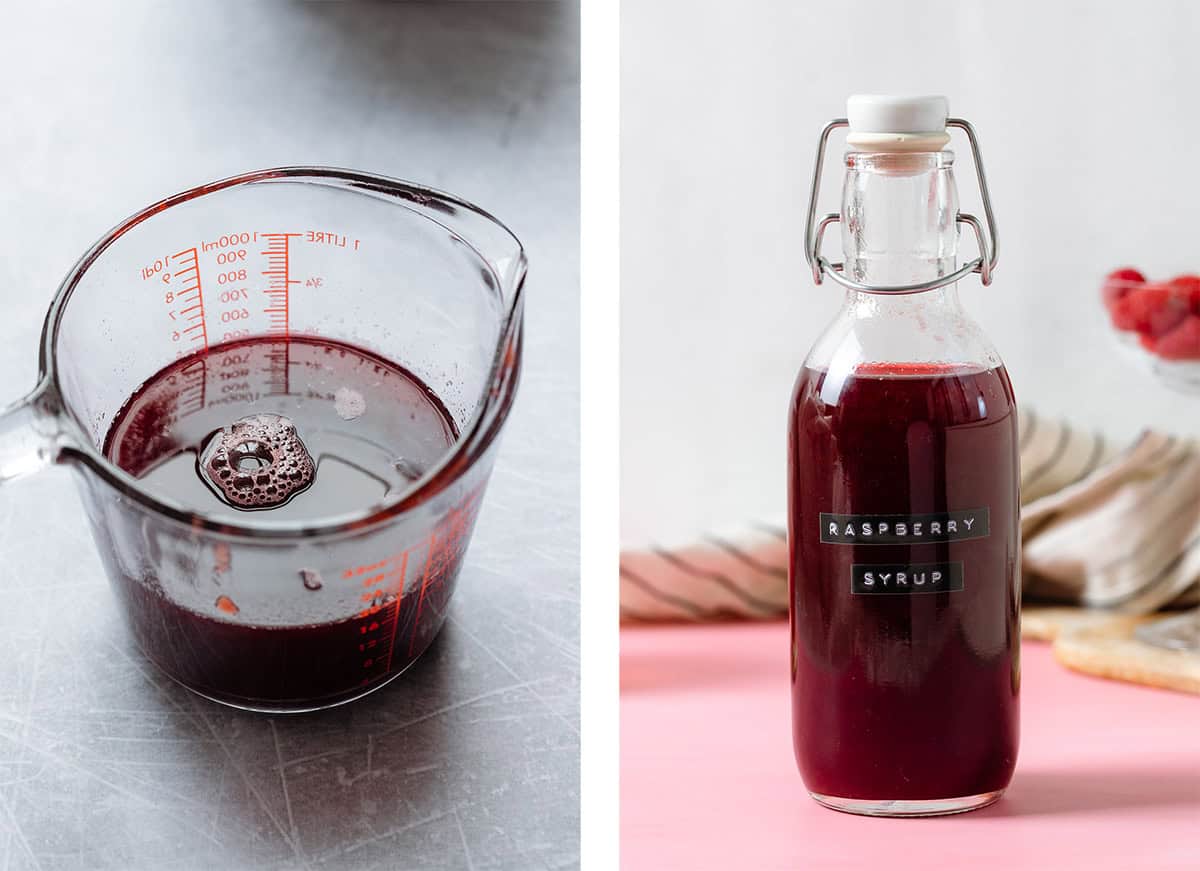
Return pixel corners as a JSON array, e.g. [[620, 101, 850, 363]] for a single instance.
[[819, 509, 989, 545]]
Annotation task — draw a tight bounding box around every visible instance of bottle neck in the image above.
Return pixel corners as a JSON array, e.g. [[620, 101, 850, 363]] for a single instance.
[[841, 150, 958, 292], [843, 283, 962, 319], [803, 148, 1002, 376]]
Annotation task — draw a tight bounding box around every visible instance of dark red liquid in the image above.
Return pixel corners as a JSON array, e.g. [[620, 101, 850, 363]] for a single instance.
[[788, 363, 1020, 801], [108, 557, 468, 709], [97, 336, 469, 709]]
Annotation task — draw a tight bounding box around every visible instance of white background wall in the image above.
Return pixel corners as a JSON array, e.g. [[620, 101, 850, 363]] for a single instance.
[[621, 0, 1200, 547]]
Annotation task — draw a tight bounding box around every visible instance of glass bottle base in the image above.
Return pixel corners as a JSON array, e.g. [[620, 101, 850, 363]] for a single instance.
[[809, 790, 1004, 817]]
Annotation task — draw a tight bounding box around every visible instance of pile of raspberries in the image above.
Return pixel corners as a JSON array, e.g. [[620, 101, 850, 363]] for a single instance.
[[1103, 268, 1200, 360]]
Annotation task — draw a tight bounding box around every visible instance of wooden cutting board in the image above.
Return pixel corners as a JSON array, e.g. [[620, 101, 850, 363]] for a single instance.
[[1022, 605, 1200, 695]]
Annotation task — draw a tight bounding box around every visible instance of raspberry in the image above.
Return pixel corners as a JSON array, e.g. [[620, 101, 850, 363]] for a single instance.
[[1110, 283, 1188, 336], [1168, 274, 1200, 315], [1154, 315, 1200, 360], [1102, 267, 1145, 310]]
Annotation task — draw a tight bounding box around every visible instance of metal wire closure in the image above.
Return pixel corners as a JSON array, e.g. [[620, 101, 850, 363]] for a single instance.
[[804, 118, 998, 293]]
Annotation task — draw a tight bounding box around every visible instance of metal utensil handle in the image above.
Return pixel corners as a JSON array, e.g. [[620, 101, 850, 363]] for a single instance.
[[804, 117, 999, 291]]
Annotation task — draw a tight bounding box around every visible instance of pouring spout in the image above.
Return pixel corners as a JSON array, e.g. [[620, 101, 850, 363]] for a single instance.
[[438, 197, 527, 312]]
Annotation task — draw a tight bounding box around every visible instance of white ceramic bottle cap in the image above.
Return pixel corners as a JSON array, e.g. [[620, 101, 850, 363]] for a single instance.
[[846, 95, 950, 152]]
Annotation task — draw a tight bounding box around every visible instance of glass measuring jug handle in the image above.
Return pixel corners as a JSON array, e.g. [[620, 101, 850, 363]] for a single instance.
[[0, 378, 67, 483]]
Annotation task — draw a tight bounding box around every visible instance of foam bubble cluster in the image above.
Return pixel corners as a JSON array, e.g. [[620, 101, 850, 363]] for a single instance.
[[198, 413, 315, 509]]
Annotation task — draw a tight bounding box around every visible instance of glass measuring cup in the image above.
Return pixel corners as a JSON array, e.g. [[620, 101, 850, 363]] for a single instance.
[[0, 167, 525, 712]]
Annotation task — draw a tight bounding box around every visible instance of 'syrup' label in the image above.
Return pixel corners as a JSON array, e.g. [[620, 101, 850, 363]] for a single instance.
[[851, 562, 964, 595], [819, 508, 989, 545]]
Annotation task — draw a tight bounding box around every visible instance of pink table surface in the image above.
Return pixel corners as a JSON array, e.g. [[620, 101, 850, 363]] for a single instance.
[[621, 621, 1199, 870]]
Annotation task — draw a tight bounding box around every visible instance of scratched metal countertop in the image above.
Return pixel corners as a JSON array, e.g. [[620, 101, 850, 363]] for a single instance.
[[0, 3, 579, 869]]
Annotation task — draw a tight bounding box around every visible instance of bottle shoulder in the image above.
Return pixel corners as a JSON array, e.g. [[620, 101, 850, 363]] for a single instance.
[[793, 290, 1015, 425], [790, 362, 1017, 442], [802, 291, 1006, 376]]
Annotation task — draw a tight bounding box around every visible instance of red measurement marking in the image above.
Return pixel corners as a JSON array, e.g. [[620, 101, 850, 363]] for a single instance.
[[344, 550, 411, 685], [343, 559, 388, 579], [263, 342, 291, 397], [169, 247, 208, 353], [303, 230, 361, 250], [343, 486, 485, 681], [259, 233, 301, 397], [178, 357, 207, 417], [408, 532, 439, 659], [259, 233, 301, 339], [383, 550, 410, 672], [407, 487, 484, 657]]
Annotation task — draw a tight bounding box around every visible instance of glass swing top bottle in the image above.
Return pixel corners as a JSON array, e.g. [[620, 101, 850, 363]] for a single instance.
[[788, 95, 1020, 817]]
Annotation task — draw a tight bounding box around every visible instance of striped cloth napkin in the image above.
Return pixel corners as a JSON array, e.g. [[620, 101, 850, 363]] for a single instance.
[[620, 410, 1200, 621]]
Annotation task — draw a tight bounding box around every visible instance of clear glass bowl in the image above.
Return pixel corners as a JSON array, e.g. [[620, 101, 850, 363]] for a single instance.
[[1111, 328, 1200, 394], [1105, 276, 1200, 394]]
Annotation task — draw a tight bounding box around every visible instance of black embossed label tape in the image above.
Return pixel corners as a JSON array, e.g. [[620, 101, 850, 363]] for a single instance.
[[851, 562, 964, 595], [820, 509, 989, 545]]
